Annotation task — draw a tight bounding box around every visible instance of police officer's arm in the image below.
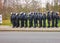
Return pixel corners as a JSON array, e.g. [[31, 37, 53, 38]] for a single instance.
[[45, 14, 46, 20]]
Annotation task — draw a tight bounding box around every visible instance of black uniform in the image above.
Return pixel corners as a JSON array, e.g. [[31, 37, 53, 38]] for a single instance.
[[20, 13, 24, 27], [55, 12, 59, 27], [51, 12, 55, 27], [16, 14, 20, 28], [38, 13, 43, 27], [11, 13, 16, 28], [43, 13, 46, 27], [47, 12, 51, 27], [29, 13, 33, 27], [24, 13, 28, 27], [33, 13, 38, 28], [36, 13, 38, 27], [19, 14, 21, 27]]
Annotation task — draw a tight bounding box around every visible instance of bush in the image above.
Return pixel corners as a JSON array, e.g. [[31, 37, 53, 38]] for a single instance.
[[0, 20, 12, 26]]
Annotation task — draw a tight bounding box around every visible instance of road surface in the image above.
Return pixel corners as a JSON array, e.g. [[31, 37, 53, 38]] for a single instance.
[[0, 32, 60, 43]]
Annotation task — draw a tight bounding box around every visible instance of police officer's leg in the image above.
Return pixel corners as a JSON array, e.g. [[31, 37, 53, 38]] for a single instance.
[[52, 20, 54, 27], [21, 19, 23, 27], [36, 21, 37, 27], [20, 20, 21, 27], [40, 21, 42, 27], [53, 20, 55, 27], [16, 19, 18, 28], [36, 20, 38, 27], [22, 20, 24, 27], [52, 20, 53, 27], [55, 19, 56, 27], [39, 20, 41, 27], [43, 20, 44, 27], [48, 20, 50, 27], [34, 20, 36, 28], [55, 19, 58, 27], [31, 20, 33, 27], [23, 20, 25, 27], [16, 20, 18, 27], [14, 20, 16, 27], [39, 20, 42, 27], [44, 20, 46, 27], [43, 20, 46, 27], [29, 20, 31, 27], [35, 20, 37, 27], [22, 21, 24, 27], [25, 19, 27, 27], [17, 20, 19, 27], [41, 20, 42, 27], [56, 21, 58, 27], [31, 20, 32, 27], [12, 21, 15, 28], [19, 20, 21, 27]]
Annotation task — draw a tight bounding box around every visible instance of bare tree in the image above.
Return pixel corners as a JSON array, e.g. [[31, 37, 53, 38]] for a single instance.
[[30, 0, 40, 12], [54, 0, 58, 11]]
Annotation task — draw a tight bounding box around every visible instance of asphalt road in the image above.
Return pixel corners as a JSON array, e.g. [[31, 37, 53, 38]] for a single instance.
[[0, 32, 60, 43]]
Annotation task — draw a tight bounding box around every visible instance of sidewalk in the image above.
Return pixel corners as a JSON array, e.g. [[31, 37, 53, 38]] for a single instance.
[[0, 26, 60, 32]]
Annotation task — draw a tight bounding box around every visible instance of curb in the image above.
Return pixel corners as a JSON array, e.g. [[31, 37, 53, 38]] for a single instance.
[[0, 29, 60, 32], [0, 26, 60, 32]]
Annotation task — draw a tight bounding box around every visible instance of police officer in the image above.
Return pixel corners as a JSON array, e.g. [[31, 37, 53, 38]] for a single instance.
[[38, 13, 43, 27], [55, 12, 59, 27], [33, 12, 38, 28], [51, 11, 55, 27], [29, 12, 33, 27], [20, 12, 24, 27], [15, 13, 20, 28], [11, 12, 16, 28], [24, 13, 28, 27], [36, 13, 39, 27], [42, 13, 46, 27], [18, 13, 21, 27], [47, 11, 51, 28]]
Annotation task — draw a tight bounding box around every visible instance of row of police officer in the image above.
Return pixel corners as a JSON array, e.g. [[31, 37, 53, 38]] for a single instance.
[[11, 11, 59, 28]]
